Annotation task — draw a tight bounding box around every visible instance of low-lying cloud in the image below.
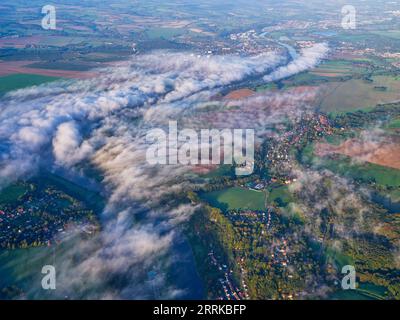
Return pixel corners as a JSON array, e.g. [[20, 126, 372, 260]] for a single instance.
[[264, 43, 329, 82], [0, 49, 324, 299]]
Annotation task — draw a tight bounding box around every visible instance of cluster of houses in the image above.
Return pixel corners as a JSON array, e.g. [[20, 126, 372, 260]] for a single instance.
[[227, 209, 273, 228], [271, 238, 290, 268], [178, 28, 282, 57], [0, 185, 95, 249], [237, 257, 250, 300], [208, 250, 248, 300], [225, 29, 283, 55], [266, 113, 333, 177]]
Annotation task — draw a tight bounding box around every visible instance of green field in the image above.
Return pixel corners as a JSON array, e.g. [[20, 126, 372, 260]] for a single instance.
[[330, 282, 388, 300], [371, 30, 400, 40], [330, 289, 374, 300], [26, 61, 94, 71], [145, 28, 186, 40], [0, 247, 48, 299], [315, 156, 400, 187], [37, 36, 88, 47], [318, 76, 400, 114], [310, 60, 358, 77], [302, 137, 400, 188], [325, 247, 354, 268], [267, 185, 293, 208], [202, 165, 234, 179], [36, 172, 105, 213], [0, 173, 104, 210], [0, 74, 61, 95], [0, 233, 94, 299], [284, 72, 331, 86], [199, 187, 266, 211], [386, 117, 400, 130], [326, 247, 388, 300], [387, 189, 400, 202], [255, 82, 279, 92], [284, 59, 371, 88], [357, 282, 388, 300], [0, 184, 29, 204]]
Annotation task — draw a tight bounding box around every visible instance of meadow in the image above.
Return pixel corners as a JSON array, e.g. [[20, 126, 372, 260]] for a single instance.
[[0, 184, 29, 204], [0, 245, 56, 298], [301, 133, 400, 188], [309, 60, 355, 78], [0, 233, 93, 299], [36, 172, 105, 213], [199, 187, 266, 211], [329, 282, 388, 300], [385, 117, 400, 130], [325, 248, 388, 300], [371, 30, 400, 40], [145, 27, 186, 40], [314, 154, 400, 187], [26, 61, 95, 72], [318, 76, 400, 114], [267, 185, 293, 208], [0, 73, 60, 95]]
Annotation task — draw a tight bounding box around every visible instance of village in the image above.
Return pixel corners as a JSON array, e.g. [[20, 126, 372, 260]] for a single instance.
[[0, 182, 98, 249], [198, 111, 335, 300], [208, 250, 249, 300]]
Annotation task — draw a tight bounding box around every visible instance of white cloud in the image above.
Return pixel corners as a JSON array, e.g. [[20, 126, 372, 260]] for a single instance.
[[52, 121, 93, 167], [0, 49, 326, 298], [264, 43, 329, 82]]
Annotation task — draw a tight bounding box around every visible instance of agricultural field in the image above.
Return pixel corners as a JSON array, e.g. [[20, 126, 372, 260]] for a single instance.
[[282, 58, 370, 88], [0, 184, 29, 204], [199, 187, 266, 212], [315, 136, 400, 171], [327, 246, 390, 300], [145, 27, 186, 40], [36, 173, 105, 213], [386, 118, 400, 130], [0, 73, 60, 95], [26, 61, 97, 72], [309, 60, 359, 78], [317, 76, 400, 114], [371, 30, 400, 40], [311, 146, 400, 187]]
